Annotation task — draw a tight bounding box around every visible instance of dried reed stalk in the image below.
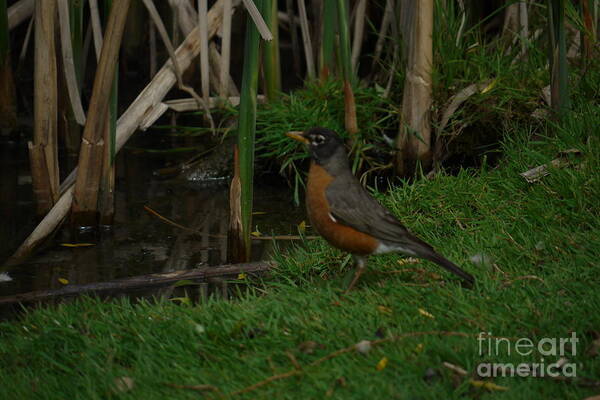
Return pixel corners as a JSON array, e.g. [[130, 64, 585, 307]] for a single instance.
[[57, 0, 86, 125], [7, 0, 33, 31], [71, 0, 132, 226], [168, 0, 238, 100], [395, 0, 433, 177], [220, 0, 232, 98], [350, 0, 366, 73], [371, 0, 394, 71], [5, 0, 234, 267], [88, 0, 103, 59], [142, 0, 212, 128], [241, 0, 273, 40], [198, 0, 210, 104], [209, 42, 239, 96], [30, 0, 59, 215], [297, 0, 315, 78]]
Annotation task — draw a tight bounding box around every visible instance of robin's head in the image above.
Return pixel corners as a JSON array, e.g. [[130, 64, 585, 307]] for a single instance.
[[286, 127, 346, 166]]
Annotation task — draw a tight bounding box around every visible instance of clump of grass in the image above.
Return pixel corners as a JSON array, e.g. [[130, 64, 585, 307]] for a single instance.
[[255, 79, 397, 203], [379, 0, 581, 168]]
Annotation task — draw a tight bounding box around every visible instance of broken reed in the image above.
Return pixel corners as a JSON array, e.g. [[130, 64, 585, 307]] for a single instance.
[[232, 0, 264, 262]]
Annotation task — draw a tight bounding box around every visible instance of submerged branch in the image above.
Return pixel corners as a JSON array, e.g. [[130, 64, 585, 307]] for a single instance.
[[0, 262, 274, 306]]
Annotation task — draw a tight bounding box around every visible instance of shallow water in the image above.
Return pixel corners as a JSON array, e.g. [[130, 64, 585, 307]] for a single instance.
[[0, 132, 306, 304]]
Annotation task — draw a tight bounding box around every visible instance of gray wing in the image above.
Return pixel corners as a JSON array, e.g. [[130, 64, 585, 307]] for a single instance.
[[326, 173, 476, 286], [325, 173, 416, 245]]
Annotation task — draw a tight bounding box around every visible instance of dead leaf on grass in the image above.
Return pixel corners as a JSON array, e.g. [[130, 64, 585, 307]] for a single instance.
[[376, 357, 389, 371], [469, 379, 508, 391], [298, 340, 324, 354], [355, 340, 372, 354], [114, 376, 135, 393], [418, 308, 435, 319], [377, 305, 392, 315], [442, 361, 468, 376]]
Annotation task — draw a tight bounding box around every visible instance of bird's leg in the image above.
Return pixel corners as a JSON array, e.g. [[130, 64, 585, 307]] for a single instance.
[[345, 255, 366, 293]]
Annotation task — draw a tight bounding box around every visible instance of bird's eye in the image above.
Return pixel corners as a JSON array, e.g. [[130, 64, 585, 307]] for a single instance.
[[313, 135, 325, 145]]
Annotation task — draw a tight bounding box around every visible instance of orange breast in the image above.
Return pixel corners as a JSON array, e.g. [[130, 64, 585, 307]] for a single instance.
[[306, 162, 378, 255]]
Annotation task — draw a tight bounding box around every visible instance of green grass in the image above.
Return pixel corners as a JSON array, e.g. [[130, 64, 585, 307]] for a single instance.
[[1, 104, 599, 399]]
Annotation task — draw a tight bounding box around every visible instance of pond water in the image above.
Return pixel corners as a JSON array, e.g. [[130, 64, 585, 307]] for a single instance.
[[0, 130, 307, 314]]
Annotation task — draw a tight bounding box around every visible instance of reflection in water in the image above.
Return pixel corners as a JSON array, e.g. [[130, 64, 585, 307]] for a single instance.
[[0, 136, 305, 302]]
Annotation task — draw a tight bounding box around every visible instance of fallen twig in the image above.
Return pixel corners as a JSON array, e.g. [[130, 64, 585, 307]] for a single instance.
[[442, 361, 468, 376], [252, 235, 319, 240], [228, 331, 473, 396], [230, 370, 301, 396], [501, 275, 545, 288], [144, 205, 206, 235], [286, 351, 302, 370], [0, 262, 274, 306], [165, 382, 222, 393]]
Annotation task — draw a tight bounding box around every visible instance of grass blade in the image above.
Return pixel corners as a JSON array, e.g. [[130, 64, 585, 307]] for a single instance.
[[319, 0, 337, 81], [262, 0, 281, 99], [548, 0, 570, 118], [234, 0, 264, 261]]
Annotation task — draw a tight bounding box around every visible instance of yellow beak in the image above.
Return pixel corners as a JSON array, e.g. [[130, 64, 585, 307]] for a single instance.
[[286, 131, 309, 144]]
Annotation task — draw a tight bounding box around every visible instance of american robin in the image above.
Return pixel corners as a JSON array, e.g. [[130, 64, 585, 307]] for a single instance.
[[286, 127, 475, 291]]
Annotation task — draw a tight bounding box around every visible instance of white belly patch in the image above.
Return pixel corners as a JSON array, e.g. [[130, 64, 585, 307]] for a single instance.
[[374, 242, 417, 256]]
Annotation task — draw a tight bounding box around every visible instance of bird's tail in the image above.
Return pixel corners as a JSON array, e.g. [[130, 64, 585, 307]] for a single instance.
[[418, 249, 475, 288]]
